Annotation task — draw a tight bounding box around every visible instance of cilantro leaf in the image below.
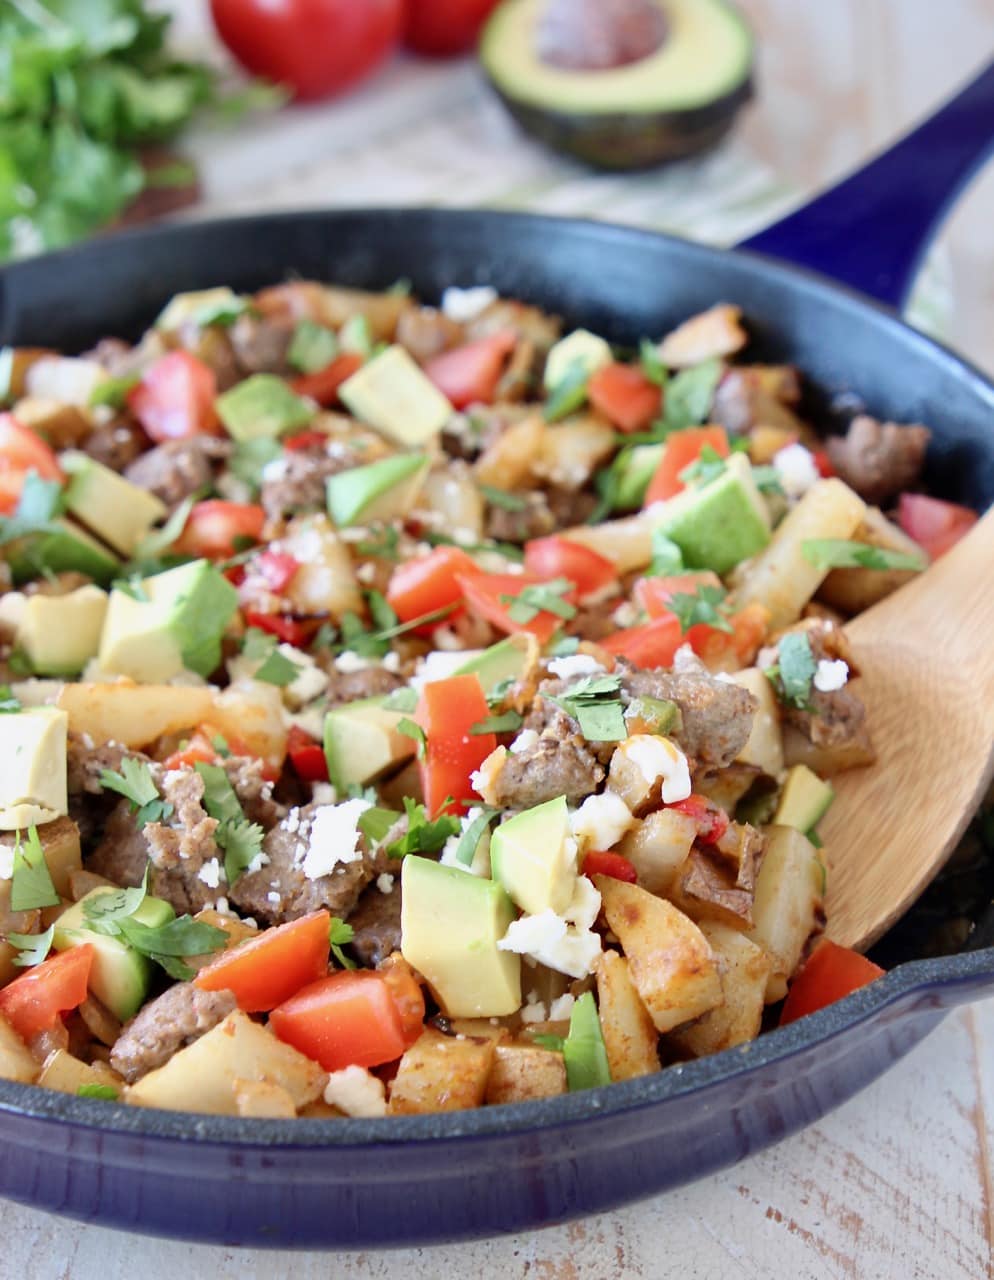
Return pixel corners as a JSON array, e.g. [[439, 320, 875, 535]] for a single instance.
[[7, 924, 55, 968], [397, 718, 427, 759], [545, 634, 580, 658], [10, 826, 60, 911], [659, 359, 722, 433], [253, 647, 302, 687], [99, 757, 172, 824], [499, 577, 577, 624], [801, 539, 927, 573], [367, 589, 398, 633], [667, 584, 733, 634], [386, 798, 460, 860], [194, 762, 262, 885], [678, 444, 727, 488], [544, 359, 589, 422], [77, 1083, 119, 1101], [382, 687, 418, 714], [470, 710, 523, 736], [117, 915, 227, 962], [765, 631, 817, 710], [751, 465, 786, 496], [358, 806, 402, 846], [89, 371, 140, 409], [453, 807, 498, 867], [328, 916, 356, 970], [82, 869, 149, 931], [423, 530, 525, 563], [132, 492, 198, 560], [333, 603, 458, 659], [639, 339, 668, 388], [191, 294, 250, 329], [356, 525, 401, 561], [480, 485, 527, 513], [0, 684, 22, 713], [550, 674, 627, 743]]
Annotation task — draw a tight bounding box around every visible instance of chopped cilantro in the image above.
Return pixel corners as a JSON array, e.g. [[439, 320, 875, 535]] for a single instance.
[[545, 633, 580, 658], [423, 530, 525, 563], [98, 758, 173, 825], [7, 924, 55, 968], [765, 631, 817, 710], [117, 915, 228, 980], [77, 1084, 119, 1101], [132, 493, 199, 561], [288, 320, 339, 375], [801, 539, 927, 573], [544, 360, 589, 422], [551, 674, 627, 743], [358, 806, 402, 846], [470, 710, 523, 736], [386, 278, 413, 297], [328, 916, 357, 970], [242, 627, 277, 660], [751, 465, 786, 496], [195, 762, 263, 886], [659, 358, 722, 433], [479, 485, 527, 513], [667, 583, 733, 634], [229, 437, 284, 494], [0, 685, 21, 713], [453, 807, 498, 867], [192, 295, 250, 329], [89, 371, 140, 409], [678, 444, 727, 488], [386, 798, 460, 860], [639, 339, 668, 388], [499, 577, 577, 624], [397, 718, 427, 759], [333, 602, 458, 660], [211, 734, 231, 758], [82, 870, 149, 933], [486, 676, 516, 709], [367, 590, 398, 633], [253, 647, 302, 687], [0, 473, 64, 548], [807, 828, 825, 850], [382, 686, 418, 714], [356, 525, 402, 560]]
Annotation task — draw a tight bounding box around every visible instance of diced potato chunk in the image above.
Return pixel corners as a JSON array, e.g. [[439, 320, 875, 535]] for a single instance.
[[781, 723, 876, 776], [211, 680, 288, 774], [37, 1049, 123, 1095], [668, 849, 755, 930], [595, 950, 660, 1081], [558, 511, 656, 574], [0, 1014, 37, 1083], [281, 515, 363, 620], [419, 464, 484, 540], [817, 506, 927, 614], [658, 305, 746, 367], [532, 415, 615, 491], [389, 1028, 496, 1115], [745, 826, 824, 1002], [615, 809, 697, 896], [126, 1012, 326, 1114], [669, 923, 771, 1057], [233, 1078, 298, 1118], [485, 1043, 568, 1104], [726, 668, 784, 778], [11, 397, 91, 447], [57, 681, 214, 748], [474, 413, 545, 491], [595, 877, 723, 1033]]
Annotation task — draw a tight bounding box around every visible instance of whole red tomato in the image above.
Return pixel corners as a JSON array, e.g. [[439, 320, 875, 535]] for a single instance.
[[404, 0, 503, 57], [210, 0, 404, 101]]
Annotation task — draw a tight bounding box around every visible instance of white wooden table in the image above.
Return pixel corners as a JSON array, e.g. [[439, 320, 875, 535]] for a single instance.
[[4, 3, 994, 1275]]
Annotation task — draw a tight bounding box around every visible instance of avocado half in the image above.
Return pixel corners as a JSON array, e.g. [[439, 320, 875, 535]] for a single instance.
[[480, 0, 754, 171]]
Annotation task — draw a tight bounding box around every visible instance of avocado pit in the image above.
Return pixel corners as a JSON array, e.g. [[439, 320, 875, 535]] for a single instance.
[[536, 0, 669, 72]]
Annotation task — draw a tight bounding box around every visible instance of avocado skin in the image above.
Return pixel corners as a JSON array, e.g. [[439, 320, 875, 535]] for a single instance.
[[487, 76, 753, 171]]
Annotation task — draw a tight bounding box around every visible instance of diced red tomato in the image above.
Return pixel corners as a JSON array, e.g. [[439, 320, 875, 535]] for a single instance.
[[583, 850, 638, 883], [634, 573, 769, 670], [635, 571, 722, 618], [195, 910, 331, 1013], [255, 550, 301, 593], [283, 430, 330, 452], [643, 426, 730, 506], [812, 449, 835, 478], [243, 610, 314, 649], [600, 614, 683, 668], [290, 352, 364, 407], [174, 499, 266, 561], [0, 945, 94, 1044], [423, 331, 516, 409], [386, 546, 478, 633], [668, 794, 729, 845], [162, 729, 220, 772], [378, 953, 426, 1044], [415, 673, 496, 817], [588, 362, 662, 434], [779, 940, 885, 1025], [269, 969, 423, 1072], [128, 351, 220, 442], [0, 414, 64, 514], [524, 536, 615, 602], [457, 571, 578, 646], [286, 724, 330, 782], [898, 492, 978, 560]]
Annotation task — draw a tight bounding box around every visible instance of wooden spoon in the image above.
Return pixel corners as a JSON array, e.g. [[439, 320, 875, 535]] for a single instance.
[[821, 506, 994, 950]]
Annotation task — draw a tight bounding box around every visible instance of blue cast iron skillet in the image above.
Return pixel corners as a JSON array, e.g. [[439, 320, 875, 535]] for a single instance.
[[0, 60, 992, 1251]]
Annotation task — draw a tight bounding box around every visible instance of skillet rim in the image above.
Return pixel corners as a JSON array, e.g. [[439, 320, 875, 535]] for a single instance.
[[0, 205, 992, 1148]]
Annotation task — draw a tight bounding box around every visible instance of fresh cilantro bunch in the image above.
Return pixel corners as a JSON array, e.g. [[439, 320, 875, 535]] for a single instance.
[[0, 0, 278, 260], [764, 631, 817, 710]]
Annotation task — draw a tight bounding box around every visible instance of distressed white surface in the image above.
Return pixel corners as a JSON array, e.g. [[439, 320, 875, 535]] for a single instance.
[[4, 2, 994, 1274]]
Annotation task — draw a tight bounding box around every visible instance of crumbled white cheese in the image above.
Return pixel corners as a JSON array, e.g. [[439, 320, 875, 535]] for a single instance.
[[569, 791, 634, 852], [356, 562, 377, 585], [334, 651, 376, 674], [549, 993, 576, 1022], [411, 649, 482, 692], [470, 747, 507, 805], [547, 654, 604, 681], [266, 891, 281, 906], [323, 1065, 387, 1119], [310, 782, 337, 807], [441, 285, 498, 323], [520, 998, 548, 1024], [814, 658, 849, 693], [301, 798, 371, 880], [509, 729, 539, 756], [376, 873, 395, 895], [280, 644, 329, 710], [617, 735, 692, 803], [566, 873, 601, 932], [285, 704, 326, 742], [197, 858, 223, 889], [244, 851, 269, 876], [773, 442, 820, 499], [498, 909, 601, 979], [611, 600, 640, 629], [382, 652, 402, 674], [260, 457, 289, 483], [0, 846, 14, 880]]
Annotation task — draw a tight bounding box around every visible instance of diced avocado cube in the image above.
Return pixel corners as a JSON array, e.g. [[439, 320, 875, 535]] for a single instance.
[[156, 287, 247, 333], [339, 314, 373, 358], [773, 764, 834, 833], [54, 888, 176, 1022], [0, 707, 68, 831], [401, 855, 520, 1018], [563, 991, 611, 1091], [6, 518, 121, 587], [544, 329, 613, 391], [98, 559, 238, 682], [62, 451, 167, 556], [323, 696, 417, 791], [452, 634, 537, 697], [0, 585, 107, 676], [654, 451, 771, 574], [216, 374, 313, 442], [490, 795, 577, 916], [339, 345, 452, 446], [326, 452, 428, 527], [615, 443, 666, 510]]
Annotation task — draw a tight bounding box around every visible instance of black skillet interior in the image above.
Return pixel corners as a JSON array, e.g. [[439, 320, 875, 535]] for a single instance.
[[2, 205, 993, 964]]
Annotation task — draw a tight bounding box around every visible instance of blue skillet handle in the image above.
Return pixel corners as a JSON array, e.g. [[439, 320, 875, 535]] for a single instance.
[[738, 59, 994, 310]]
